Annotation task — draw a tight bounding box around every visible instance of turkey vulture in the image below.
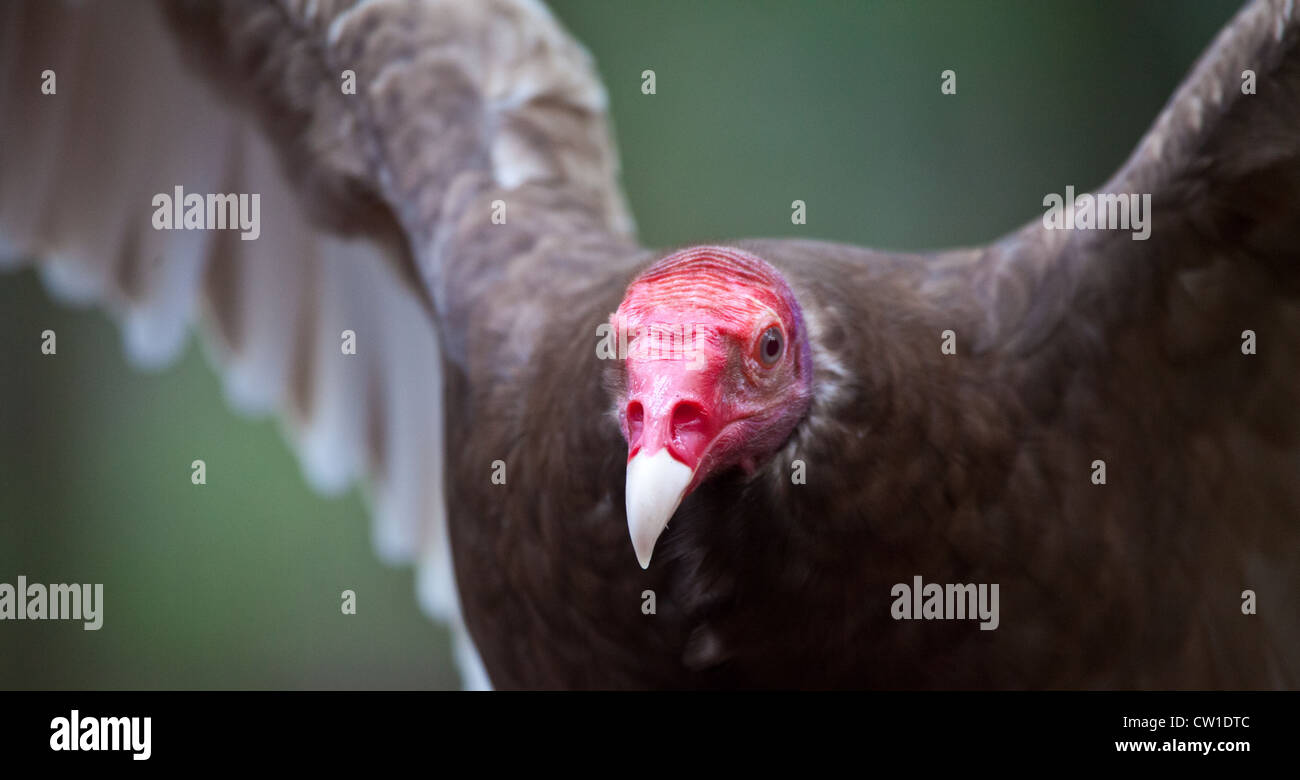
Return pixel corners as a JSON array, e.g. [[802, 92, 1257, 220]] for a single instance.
[[1, 0, 1297, 689]]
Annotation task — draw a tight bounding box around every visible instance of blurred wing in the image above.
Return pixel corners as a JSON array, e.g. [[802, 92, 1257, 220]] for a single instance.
[[0, 0, 633, 689], [0, 0, 473, 673]]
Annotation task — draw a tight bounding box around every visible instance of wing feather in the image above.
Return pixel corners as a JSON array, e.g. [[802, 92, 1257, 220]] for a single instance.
[[0, 0, 471, 683]]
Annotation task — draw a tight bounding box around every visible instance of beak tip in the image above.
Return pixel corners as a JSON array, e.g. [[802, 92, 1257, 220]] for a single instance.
[[631, 526, 660, 569], [625, 449, 694, 571]]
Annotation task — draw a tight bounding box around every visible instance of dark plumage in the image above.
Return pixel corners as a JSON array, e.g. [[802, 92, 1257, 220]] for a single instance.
[[1, 0, 1297, 688]]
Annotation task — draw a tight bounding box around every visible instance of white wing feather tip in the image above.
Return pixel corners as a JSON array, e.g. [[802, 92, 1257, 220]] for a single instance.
[[123, 308, 192, 371], [0, 232, 23, 268], [38, 256, 104, 306]]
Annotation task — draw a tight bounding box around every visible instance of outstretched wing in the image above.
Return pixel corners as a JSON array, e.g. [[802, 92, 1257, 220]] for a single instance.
[[963, 0, 1300, 684], [970, 0, 1300, 354], [0, 0, 637, 688]]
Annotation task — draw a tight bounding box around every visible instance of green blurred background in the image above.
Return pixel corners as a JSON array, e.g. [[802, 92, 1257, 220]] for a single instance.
[[0, 0, 1242, 688]]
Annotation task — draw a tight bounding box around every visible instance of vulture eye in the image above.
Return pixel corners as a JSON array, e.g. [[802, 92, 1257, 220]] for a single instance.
[[758, 326, 784, 366]]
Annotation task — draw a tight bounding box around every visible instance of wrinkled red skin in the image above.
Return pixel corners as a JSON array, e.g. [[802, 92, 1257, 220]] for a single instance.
[[613, 246, 814, 494]]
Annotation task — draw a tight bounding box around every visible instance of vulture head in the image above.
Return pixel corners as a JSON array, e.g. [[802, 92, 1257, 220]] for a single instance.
[[614, 246, 814, 568]]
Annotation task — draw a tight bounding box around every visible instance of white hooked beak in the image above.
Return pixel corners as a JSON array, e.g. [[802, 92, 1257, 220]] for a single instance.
[[624, 448, 695, 568]]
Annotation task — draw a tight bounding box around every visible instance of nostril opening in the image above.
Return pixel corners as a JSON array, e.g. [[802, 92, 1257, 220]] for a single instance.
[[671, 401, 705, 434], [626, 401, 644, 444], [670, 402, 708, 458]]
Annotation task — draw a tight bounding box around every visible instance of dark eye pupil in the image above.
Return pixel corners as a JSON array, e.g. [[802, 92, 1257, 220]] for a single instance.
[[761, 327, 782, 363]]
